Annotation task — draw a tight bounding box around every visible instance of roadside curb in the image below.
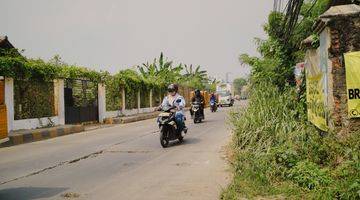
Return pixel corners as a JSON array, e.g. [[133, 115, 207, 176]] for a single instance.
[[0, 125, 84, 147], [104, 108, 192, 125], [1, 109, 190, 148], [104, 112, 160, 125]]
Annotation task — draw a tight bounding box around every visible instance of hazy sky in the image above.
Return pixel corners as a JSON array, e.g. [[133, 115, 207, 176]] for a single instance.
[[1, 0, 272, 81]]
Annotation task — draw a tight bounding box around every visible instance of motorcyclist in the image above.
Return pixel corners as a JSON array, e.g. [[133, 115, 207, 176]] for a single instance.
[[209, 92, 217, 112], [210, 93, 217, 104], [190, 89, 205, 119], [158, 84, 187, 133]]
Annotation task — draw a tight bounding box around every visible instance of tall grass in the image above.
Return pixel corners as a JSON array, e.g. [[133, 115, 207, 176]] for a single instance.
[[222, 82, 360, 199]]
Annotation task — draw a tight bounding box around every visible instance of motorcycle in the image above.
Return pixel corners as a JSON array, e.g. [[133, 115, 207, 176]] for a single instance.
[[191, 101, 204, 123], [210, 99, 217, 112], [157, 105, 186, 148]]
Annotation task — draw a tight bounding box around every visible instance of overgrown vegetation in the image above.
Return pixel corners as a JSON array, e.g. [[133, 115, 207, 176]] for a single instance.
[[222, 84, 360, 199], [222, 0, 360, 199], [137, 52, 214, 90], [14, 80, 55, 119], [233, 78, 247, 95], [1, 49, 215, 113]]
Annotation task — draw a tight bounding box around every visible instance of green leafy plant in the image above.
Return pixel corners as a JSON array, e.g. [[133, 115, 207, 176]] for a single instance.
[[222, 81, 360, 199], [288, 160, 333, 190], [0, 50, 105, 82], [137, 52, 183, 87]]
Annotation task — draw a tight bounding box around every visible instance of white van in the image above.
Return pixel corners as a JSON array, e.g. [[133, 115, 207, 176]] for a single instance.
[[218, 91, 234, 107]]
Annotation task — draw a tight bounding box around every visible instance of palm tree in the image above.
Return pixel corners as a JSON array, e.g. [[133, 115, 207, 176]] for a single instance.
[[138, 52, 183, 86], [183, 64, 209, 89]]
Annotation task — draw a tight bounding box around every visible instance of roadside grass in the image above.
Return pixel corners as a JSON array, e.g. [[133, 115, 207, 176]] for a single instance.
[[221, 82, 360, 200]]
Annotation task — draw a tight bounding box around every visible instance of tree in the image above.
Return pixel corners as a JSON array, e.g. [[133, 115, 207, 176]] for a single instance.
[[183, 64, 209, 89], [49, 54, 67, 67], [233, 78, 247, 95], [240, 0, 329, 89], [138, 53, 210, 90], [137, 52, 183, 87], [205, 77, 220, 92]]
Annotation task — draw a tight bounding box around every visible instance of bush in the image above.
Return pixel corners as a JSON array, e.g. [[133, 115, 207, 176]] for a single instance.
[[105, 76, 123, 111], [222, 82, 360, 199], [288, 160, 332, 190]]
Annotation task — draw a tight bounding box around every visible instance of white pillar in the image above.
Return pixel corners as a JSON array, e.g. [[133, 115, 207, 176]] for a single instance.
[[55, 79, 65, 125], [150, 89, 153, 108], [5, 78, 14, 132], [122, 87, 126, 112], [98, 83, 106, 123], [137, 90, 141, 113]]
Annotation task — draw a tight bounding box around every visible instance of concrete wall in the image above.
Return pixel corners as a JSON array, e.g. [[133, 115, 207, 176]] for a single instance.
[[13, 117, 59, 130], [105, 108, 154, 119], [105, 87, 155, 119], [5, 78, 14, 132], [98, 83, 106, 123], [325, 16, 360, 134], [5, 78, 65, 132], [55, 79, 65, 125], [4, 76, 188, 130], [6, 77, 159, 129]]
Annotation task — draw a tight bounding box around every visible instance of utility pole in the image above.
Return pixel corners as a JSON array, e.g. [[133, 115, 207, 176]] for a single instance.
[[225, 72, 231, 83]]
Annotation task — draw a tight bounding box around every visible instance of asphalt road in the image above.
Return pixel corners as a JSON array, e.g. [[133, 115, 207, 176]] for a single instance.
[[0, 105, 235, 200]]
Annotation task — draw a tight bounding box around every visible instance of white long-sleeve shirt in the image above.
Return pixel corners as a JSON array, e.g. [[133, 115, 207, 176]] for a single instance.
[[161, 93, 186, 115]]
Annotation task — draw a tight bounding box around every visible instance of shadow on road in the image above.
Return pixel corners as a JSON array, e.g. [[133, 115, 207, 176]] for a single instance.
[[169, 137, 201, 148], [0, 187, 68, 200], [198, 119, 216, 123], [183, 137, 201, 145]]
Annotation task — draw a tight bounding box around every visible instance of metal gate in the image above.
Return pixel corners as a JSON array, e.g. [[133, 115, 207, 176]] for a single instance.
[[64, 79, 98, 124]]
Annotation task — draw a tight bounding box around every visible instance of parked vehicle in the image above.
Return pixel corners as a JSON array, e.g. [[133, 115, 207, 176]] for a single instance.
[[218, 91, 234, 107], [157, 106, 186, 148], [210, 99, 217, 112], [191, 101, 204, 123]]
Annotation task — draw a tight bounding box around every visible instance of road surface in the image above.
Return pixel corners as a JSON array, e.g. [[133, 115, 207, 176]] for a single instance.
[[0, 105, 234, 200]]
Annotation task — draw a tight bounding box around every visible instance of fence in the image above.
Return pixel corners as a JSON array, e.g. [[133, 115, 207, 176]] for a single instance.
[[105, 85, 193, 119], [4, 78, 62, 132], [64, 79, 99, 124], [2, 77, 197, 133]]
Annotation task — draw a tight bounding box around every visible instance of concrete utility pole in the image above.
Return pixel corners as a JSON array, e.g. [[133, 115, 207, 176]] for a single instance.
[[225, 72, 231, 83]]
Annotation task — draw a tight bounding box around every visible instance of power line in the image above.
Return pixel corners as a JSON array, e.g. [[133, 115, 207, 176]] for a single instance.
[[281, 0, 304, 41]]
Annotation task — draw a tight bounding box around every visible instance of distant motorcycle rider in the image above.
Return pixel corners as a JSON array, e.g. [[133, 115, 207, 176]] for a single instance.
[[158, 84, 187, 133], [209, 92, 217, 112], [210, 93, 217, 104], [190, 89, 205, 119]]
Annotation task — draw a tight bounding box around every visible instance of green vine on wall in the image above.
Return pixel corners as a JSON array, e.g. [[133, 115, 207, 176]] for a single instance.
[[0, 49, 105, 82], [1, 50, 211, 93]]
